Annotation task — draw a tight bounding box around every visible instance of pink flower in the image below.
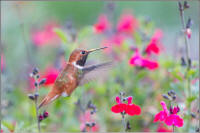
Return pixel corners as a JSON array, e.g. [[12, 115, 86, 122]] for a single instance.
[[117, 13, 138, 33], [154, 101, 184, 128], [145, 29, 163, 55], [31, 22, 60, 46], [111, 96, 141, 116], [185, 28, 191, 39], [79, 110, 99, 132], [101, 34, 125, 53], [165, 114, 183, 127], [94, 14, 110, 33], [142, 59, 159, 70], [1, 54, 5, 71], [154, 101, 169, 122], [129, 51, 159, 70]]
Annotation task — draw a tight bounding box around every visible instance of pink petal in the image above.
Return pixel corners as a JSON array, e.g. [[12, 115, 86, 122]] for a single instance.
[[115, 96, 121, 104], [94, 14, 110, 33], [165, 114, 184, 127], [154, 111, 168, 122], [160, 101, 169, 115], [127, 96, 133, 105]]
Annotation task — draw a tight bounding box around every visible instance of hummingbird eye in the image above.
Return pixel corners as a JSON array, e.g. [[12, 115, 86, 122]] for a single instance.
[[81, 51, 86, 55]]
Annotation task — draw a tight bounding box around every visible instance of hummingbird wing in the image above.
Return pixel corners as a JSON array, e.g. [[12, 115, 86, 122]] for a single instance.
[[78, 61, 113, 86]]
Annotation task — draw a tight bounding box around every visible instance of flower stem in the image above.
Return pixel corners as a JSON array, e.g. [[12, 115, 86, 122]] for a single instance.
[[35, 97, 41, 133], [34, 77, 41, 133], [178, 1, 191, 131], [173, 125, 175, 132], [121, 113, 126, 132]]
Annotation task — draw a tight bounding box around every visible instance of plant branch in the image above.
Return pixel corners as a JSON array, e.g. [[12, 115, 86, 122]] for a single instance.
[[34, 76, 41, 133], [178, 1, 191, 131]]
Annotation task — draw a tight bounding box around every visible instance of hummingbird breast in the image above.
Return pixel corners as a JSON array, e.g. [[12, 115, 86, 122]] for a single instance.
[[53, 63, 80, 96]]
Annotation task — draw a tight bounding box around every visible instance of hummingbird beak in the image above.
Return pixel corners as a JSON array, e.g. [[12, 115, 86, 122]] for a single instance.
[[88, 47, 108, 53]]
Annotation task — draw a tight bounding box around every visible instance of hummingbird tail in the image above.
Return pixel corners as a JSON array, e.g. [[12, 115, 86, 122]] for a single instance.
[[38, 92, 60, 109]]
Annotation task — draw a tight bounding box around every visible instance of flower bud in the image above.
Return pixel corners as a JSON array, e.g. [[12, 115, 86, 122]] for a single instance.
[[196, 128, 199, 132], [185, 28, 192, 39], [28, 94, 35, 100], [181, 57, 186, 66], [36, 75, 40, 79], [190, 112, 196, 118], [172, 95, 176, 100], [32, 67, 39, 75], [34, 93, 39, 99], [43, 111, 49, 118], [162, 94, 170, 100], [119, 92, 125, 96], [184, 1, 190, 9], [34, 82, 38, 87], [186, 18, 192, 29], [39, 78, 46, 85], [85, 122, 91, 127], [91, 122, 96, 127], [168, 90, 176, 96], [126, 121, 131, 131], [170, 106, 173, 114], [178, 2, 183, 11], [38, 115, 44, 122]]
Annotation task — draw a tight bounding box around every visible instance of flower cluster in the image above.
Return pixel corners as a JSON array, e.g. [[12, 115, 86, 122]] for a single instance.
[[111, 92, 141, 116], [94, 12, 138, 55], [154, 90, 184, 128], [31, 21, 60, 46], [129, 29, 162, 70], [76, 100, 99, 132], [38, 111, 49, 122], [28, 67, 49, 130], [29, 66, 59, 90]]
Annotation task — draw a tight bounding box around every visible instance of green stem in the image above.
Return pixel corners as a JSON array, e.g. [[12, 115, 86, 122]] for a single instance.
[[34, 77, 41, 133], [178, 1, 191, 131]]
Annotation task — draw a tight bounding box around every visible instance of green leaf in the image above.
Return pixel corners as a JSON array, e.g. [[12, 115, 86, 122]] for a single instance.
[[133, 32, 142, 45], [53, 28, 68, 43], [187, 96, 197, 104], [2, 121, 15, 132], [78, 26, 93, 40]]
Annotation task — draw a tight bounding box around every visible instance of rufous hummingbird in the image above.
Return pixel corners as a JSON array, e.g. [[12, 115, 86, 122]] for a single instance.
[[38, 47, 111, 108]]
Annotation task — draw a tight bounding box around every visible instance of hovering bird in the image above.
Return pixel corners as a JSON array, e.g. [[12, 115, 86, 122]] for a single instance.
[[39, 47, 111, 108]]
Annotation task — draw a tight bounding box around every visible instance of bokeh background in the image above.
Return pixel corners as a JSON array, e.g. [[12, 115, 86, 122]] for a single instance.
[[1, 1, 199, 132]]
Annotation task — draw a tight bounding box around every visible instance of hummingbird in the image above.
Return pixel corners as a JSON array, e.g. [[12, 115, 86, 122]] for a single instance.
[[38, 47, 111, 108]]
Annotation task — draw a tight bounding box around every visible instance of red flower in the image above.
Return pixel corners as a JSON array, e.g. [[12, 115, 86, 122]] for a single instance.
[[154, 101, 184, 128], [28, 66, 59, 89], [40, 66, 59, 86], [31, 22, 60, 46], [129, 50, 159, 70], [94, 14, 110, 33], [117, 13, 138, 33], [111, 96, 141, 116], [145, 29, 163, 55]]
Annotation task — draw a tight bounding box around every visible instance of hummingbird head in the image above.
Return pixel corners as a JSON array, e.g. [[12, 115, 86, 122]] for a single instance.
[[69, 47, 107, 66]]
